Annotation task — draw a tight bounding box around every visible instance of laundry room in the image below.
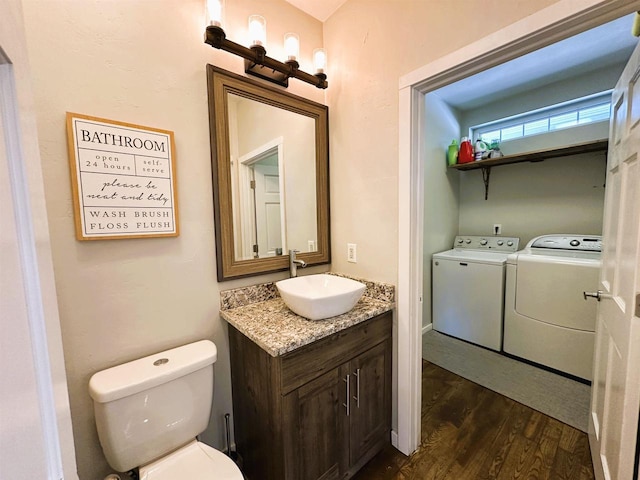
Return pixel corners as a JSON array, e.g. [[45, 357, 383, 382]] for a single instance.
[[421, 14, 636, 432]]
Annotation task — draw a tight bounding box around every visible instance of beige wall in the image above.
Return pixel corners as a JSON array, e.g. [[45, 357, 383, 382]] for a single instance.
[[21, 1, 324, 478], [323, 0, 561, 283]]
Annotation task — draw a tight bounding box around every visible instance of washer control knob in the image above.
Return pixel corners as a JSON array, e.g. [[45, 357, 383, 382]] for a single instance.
[[497, 240, 504, 246], [507, 241, 514, 246], [570, 239, 580, 247], [465, 239, 472, 244], [480, 239, 488, 245]]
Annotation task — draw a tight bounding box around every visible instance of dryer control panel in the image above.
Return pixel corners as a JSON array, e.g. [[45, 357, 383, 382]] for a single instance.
[[528, 235, 602, 252], [453, 235, 520, 252]]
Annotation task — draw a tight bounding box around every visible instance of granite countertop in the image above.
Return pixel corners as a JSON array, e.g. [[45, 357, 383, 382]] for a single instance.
[[220, 275, 395, 357]]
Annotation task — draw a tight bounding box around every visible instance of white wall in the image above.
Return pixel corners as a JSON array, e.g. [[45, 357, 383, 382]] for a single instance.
[[459, 152, 606, 245], [422, 93, 460, 329], [20, 1, 324, 478]]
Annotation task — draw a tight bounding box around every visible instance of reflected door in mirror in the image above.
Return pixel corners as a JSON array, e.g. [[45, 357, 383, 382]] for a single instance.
[[228, 93, 317, 260]]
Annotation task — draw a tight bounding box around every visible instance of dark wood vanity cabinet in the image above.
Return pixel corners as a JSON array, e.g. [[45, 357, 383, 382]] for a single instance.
[[228, 311, 392, 480]]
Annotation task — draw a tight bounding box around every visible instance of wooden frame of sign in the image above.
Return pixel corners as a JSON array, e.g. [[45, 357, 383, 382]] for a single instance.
[[66, 113, 179, 240]]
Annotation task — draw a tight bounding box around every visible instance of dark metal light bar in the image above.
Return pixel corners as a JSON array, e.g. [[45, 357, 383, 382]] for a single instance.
[[204, 25, 328, 89]]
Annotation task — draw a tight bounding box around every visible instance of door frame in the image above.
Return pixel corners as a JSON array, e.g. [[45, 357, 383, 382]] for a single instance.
[[0, 31, 78, 480], [396, 0, 640, 455]]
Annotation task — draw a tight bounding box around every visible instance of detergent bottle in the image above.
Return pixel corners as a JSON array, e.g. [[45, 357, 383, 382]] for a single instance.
[[458, 137, 474, 164], [447, 140, 458, 166]]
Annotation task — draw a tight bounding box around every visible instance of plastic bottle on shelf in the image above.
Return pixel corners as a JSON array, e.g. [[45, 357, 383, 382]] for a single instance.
[[458, 136, 474, 164], [447, 139, 458, 166], [474, 137, 489, 161]]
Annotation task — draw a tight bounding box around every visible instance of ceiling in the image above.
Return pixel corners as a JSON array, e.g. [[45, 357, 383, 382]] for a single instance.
[[284, 0, 347, 22], [434, 14, 638, 111]]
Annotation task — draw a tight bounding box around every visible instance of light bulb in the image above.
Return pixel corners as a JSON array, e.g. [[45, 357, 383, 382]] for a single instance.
[[284, 33, 300, 61], [313, 48, 327, 74], [207, 0, 224, 27], [248, 15, 266, 47]]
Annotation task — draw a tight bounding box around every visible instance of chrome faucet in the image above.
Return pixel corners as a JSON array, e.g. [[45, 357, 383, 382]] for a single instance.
[[289, 249, 307, 277]]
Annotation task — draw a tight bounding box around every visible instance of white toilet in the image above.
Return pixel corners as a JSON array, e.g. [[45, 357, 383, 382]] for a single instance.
[[89, 340, 244, 480]]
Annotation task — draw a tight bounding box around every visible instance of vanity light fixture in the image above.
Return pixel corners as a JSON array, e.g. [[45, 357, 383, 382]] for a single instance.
[[204, 0, 328, 89]]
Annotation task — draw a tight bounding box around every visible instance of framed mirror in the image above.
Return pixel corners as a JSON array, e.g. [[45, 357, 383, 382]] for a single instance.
[[207, 66, 330, 281]]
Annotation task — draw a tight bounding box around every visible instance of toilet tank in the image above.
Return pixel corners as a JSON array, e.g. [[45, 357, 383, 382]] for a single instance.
[[89, 340, 217, 473]]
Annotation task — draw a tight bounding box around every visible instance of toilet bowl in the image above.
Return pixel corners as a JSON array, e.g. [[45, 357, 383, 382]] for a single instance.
[[89, 340, 243, 479]]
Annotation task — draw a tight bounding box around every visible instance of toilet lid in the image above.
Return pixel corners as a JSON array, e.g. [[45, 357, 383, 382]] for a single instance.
[[139, 440, 244, 480]]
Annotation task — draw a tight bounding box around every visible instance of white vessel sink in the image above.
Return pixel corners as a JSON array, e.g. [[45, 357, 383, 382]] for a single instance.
[[275, 274, 366, 321]]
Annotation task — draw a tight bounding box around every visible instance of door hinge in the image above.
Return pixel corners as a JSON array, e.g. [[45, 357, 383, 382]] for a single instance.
[[250, 180, 256, 189], [636, 294, 640, 318], [252, 244, 258, 253]]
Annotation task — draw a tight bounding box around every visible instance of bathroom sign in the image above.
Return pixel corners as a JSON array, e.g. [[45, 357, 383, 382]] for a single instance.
[[66, 113, 179, 240]]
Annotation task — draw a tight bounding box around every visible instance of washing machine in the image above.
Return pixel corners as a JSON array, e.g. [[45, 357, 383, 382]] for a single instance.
[[432, 235, 520, 351], [503, 234, 602, 381]]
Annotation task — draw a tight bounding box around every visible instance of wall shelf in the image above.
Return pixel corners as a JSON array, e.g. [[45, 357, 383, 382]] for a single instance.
[[448, 139, 608, 199], [448, 139, 608, 171]]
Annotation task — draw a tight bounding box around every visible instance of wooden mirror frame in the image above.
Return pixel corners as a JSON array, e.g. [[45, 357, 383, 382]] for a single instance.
[[207, 65, 330, 281]]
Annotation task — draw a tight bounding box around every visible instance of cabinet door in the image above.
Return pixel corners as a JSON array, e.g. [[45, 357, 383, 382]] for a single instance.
[[349, 340, 391, 467], [283, 363, 350, 480]]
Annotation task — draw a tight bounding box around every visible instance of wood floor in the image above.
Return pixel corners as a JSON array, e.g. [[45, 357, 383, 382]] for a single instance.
[[352, 361, 595, 480]]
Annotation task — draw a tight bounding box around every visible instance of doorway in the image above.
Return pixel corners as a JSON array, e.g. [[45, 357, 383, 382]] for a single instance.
[[395, 0, 640, 461], [237, 138, 286, 259], [420, 13, 633, 422]]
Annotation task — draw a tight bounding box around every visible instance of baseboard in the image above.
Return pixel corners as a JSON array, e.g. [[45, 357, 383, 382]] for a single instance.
[[391, 430, 399, 448], [422, 323, 433, 335]]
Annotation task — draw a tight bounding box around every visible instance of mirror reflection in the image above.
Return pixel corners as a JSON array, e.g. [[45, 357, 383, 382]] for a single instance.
[[227, 93, 317, 260], [207, 65, 330, 281]]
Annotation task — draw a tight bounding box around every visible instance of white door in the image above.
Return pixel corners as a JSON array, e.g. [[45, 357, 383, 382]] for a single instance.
[[253, 163, 283, 256], [588, 39, 640, 480], [0, 17, 77, 476]]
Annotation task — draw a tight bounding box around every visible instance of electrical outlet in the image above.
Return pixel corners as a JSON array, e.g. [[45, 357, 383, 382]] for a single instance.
[[493, 224, 502, 235], [347, 243, 357, 263], [308, 240, 315, 251]]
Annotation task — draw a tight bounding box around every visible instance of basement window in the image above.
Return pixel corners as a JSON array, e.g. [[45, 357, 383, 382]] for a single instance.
[[471, 91, 612, 144]]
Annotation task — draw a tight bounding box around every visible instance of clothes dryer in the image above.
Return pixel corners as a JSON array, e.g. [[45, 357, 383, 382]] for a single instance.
[[432, 236, 520, 351], [503, 235, 602, 381]]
